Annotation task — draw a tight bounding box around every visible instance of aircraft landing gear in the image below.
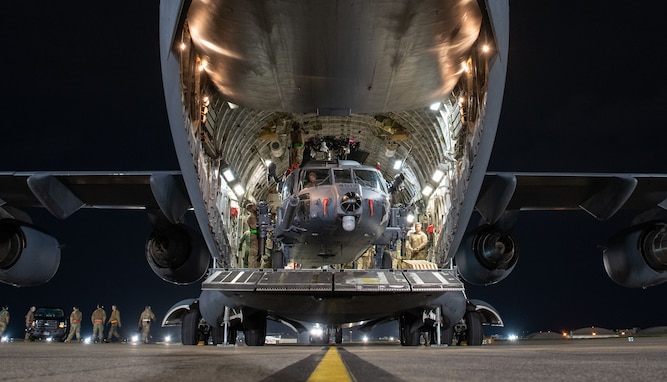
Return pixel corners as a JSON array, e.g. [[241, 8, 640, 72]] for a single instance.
[[399, 313, 422, 346], [181, 307, 208, 345], [334, 327, 343, 344], [243, 311, 267, 346]]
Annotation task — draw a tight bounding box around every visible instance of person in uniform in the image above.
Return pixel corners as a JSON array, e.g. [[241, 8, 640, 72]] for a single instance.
[[107, 305, 122, 343], [0, 306, 9, 338], [304, 172, 317, 188], [406, 222, 429, 260], [24, 306, 35, 342], [65, 306, 82, 343], [138, 306, 156, 344], [91, 305, 106, 343], [245, 203, 260, 268], [289, 122, 305, 167], [238, 229, 251, 268]]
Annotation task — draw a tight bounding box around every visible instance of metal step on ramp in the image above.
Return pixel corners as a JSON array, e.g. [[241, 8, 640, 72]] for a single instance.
[[202, 269, 464, 293]]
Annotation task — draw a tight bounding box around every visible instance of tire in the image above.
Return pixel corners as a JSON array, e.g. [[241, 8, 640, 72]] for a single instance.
[[399, 314, 421, 346], [244, 313, 267, 346], [441, 326, 454, 346], [271, 248, 283, 269], [465, 311, 483, 346], [181, 309, 201, 345], [381, 250, 392, 269]]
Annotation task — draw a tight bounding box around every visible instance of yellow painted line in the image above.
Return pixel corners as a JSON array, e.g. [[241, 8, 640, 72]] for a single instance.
[[306, 346, 352, 382]]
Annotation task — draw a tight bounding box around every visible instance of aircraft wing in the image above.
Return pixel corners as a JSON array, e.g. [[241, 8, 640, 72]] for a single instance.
[[476, 173, 667, 224], [0, 171, 189, 224]]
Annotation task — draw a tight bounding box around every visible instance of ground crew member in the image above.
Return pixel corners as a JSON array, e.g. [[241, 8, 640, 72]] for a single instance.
[[24, 306, 35, 342], [91, 305, 106, 343], [107, 305, 122, 343], [245, 203, 260, 268], [138, 306, 156, 344], [406, 222, 429, 260], [0, 306, 9, 338], [65, 306, 82, 343]]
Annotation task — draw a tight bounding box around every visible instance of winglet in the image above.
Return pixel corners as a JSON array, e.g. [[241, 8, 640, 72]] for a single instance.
[[27, 174, 84, 219]]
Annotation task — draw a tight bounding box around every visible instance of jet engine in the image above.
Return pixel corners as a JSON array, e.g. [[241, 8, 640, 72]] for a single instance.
[[603, 221, 667, 288], [455, 224, 518, 285], [145, 223, 210, 284], [0, 220, 60, 286]]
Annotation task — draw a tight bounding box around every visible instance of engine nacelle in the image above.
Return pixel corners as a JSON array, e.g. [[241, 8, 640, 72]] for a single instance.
[[455, 225, 519, 285], [603, 222, 667, 288], [145, 223, 210, 284], [0, 220, 60, 286]]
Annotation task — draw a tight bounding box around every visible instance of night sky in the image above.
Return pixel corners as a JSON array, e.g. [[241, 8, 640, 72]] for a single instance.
[[1, 1, 667, 339]]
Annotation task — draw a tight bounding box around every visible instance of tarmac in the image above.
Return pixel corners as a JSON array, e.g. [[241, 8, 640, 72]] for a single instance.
[[0, 337, 665, 381]]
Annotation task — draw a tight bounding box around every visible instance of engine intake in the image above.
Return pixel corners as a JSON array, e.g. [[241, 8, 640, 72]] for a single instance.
[[603, 222, 667, 288], [0, 220, 60, 286], [145, 223, 210, 284], [455, 225, 518, 285]]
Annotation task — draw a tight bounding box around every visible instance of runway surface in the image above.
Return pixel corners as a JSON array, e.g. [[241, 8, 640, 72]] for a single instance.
[[0, 337, 665, 381]]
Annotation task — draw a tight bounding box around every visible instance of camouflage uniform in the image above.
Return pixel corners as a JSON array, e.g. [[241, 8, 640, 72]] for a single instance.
[[246, 204, 260, 268], [65, 307, 82, 342], [107, 305, 122, 343], [0, 307, 9, 337], [407, 223, 429, 260], [24, 306, 35, 342], [91, 306, 106, 343], [238, 229, 251, 268], [138, 306, 156, 343]]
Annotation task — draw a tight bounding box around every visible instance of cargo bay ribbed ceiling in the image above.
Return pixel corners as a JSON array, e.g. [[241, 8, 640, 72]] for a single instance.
[[178, 0, 495, 203]]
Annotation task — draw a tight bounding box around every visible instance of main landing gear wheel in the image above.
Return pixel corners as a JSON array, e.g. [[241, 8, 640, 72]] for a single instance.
[[181, 309, 202, 345], [381, 249, 392, 269], [243, 312, 267, 346], [335, 327, 343, 344], [465, 311, 483, 346], [399, 314, 421, 346]]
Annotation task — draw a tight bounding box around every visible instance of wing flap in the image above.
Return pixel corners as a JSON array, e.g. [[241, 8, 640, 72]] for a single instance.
[[0, 171, 188, 219], [481, 173, 667, 220]]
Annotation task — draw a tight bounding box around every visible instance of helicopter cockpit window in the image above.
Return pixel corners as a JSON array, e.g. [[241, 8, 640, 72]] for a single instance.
[[333, 169, 353, 184], [354, 169, 387, 192], [301, 169, 330, 189], [283, 172, 296, 198]]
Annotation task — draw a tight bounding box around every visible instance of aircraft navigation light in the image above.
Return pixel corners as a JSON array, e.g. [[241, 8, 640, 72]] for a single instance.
[[430, 102, 441, 111], [362, 336, 368, 343], [222, 169, 235, 182], [342, 215, 356, 231], [508, 334, 518, 341], [131, 335, 139, 343], [164, 335, 171, 343], [83, 337, 91, 344], [393, 159, 402, 170], [233, 184, 245, 197], [422, 184, 434, 197]]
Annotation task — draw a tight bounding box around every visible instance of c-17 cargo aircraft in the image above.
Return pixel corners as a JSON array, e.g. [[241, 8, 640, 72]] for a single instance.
[[2, 0, 667, 346]]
